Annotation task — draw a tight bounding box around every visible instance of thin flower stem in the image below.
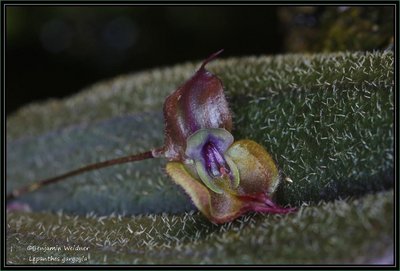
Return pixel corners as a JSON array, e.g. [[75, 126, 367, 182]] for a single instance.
[[6, 150, 155, 202]]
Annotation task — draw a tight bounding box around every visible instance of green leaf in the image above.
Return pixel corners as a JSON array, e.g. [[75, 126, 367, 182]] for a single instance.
[[7, 51, 394, 264]]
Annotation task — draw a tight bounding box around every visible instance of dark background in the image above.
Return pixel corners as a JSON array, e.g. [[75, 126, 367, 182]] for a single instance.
[[5, 6, 394, 114]]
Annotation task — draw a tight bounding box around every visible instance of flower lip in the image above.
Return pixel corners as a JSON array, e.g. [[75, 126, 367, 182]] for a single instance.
[[203, 141, 231, 178], [185, 128, 239, 194]]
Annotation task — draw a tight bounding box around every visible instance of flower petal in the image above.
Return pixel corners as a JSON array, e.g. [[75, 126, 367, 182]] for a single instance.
[[185, 128, 234, 160], [194, 160, 225, 194]]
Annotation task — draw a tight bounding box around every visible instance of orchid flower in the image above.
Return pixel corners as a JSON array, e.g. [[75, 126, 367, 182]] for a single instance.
[[155, 49, 296, 223]]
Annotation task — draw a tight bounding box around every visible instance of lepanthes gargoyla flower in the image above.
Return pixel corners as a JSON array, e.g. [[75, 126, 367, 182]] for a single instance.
[[155, 50, 296, 223]]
